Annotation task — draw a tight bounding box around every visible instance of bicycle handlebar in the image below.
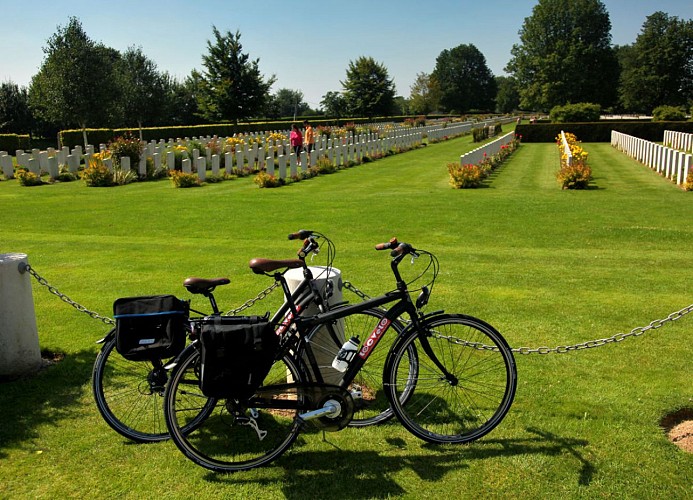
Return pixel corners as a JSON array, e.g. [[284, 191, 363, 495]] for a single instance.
[[390, 242, 415, 258], [288, 230, 313, 240], [375, 237, 398, 251]]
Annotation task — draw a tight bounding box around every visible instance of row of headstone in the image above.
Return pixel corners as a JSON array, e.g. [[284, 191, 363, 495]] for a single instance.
[[663, 130, 693, 154], [559, 130, 573, 166], [460, 131, 517, 167], [611, 130, 692, 186]]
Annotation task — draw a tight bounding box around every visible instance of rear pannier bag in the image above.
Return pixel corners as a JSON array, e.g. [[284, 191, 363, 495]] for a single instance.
[[199, 316, 278, 400], [113, 295, 188, 361]]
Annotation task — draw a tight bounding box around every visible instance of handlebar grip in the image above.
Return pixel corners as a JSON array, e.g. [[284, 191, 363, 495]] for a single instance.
[[375, 237, 398, 250], [288, 230, 312, 240]]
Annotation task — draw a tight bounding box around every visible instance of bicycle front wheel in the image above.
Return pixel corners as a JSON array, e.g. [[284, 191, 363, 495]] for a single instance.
[[385, 314, 516, 444], [164, 346, 304, 473], [92, 336, 171, 443]]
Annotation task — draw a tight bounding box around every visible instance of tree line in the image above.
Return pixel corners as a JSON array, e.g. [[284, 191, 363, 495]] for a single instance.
[[1, 0, 691, 139]]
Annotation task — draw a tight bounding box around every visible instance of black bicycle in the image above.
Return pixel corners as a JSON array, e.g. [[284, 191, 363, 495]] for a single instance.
[[91, 232, 409, 442], [163, 236, 517, 472]]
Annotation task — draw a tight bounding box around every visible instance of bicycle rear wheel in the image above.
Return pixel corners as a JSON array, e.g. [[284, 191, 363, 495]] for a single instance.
[[164, 346, 305, 473], [92, 336, 170, 442], [93, 337, 215, 443], [385, 314, 516, 444]]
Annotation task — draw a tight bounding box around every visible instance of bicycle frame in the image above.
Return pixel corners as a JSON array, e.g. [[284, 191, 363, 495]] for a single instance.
[[278, 251, 453, 393]]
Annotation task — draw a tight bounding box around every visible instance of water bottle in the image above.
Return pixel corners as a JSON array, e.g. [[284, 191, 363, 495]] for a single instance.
[[331, 336, 359, 372]]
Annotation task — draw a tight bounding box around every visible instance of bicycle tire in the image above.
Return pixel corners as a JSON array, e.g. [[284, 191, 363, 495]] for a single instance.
[[298, 308, 418, 427], [384, 314, 516, 444], [92, 336, 172, 442], [163, 346, 305, 473], [92, 337, 215, 443]]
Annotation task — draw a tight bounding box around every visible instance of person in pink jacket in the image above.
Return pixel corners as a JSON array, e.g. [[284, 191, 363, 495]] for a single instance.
[[290, 123, 303, 158]]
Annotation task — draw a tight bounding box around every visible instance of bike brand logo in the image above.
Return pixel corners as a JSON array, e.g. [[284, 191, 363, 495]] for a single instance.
[[276, 305, 302, 336], [358, 317, 391, 359]]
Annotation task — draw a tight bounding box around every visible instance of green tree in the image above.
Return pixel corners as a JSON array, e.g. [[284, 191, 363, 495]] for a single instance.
[[505, 0, 619, 111], [433, 44, 496, 113], [341, 56, 396, 118], [320, 91, 347, 117], [269, 88, 309, 119], [494, 76, 520, 113], [197, 27, 275, 124], [117, 46, 167, 137], [0, 81, 32, 134], [28, 17, 120, 146], [618, 12, 693, 112], [409, 72, 442, 115]]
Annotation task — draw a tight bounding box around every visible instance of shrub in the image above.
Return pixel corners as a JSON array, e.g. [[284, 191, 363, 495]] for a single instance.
[[550, 102, 601, 123], [81, 157, 114, 187], [652, 105, 687, 122], [472, 127, 489, 142], [205, 173, 225, 183], [112, 168, 138, 186], [556, 132, 592, 189], [557, 164, 593, 189], [109, 133, 142, 170], [684, 169, 693, 191], [315, 156, 336, 174], [169, 170, 201, 188], [56, 164, 78, 182], [16, 169, 44, 186], [448, 163, 483, 188], [253, 171, 283, 188]]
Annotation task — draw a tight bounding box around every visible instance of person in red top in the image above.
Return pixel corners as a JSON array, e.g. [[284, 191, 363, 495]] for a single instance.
[[290, 123, 303, 158]]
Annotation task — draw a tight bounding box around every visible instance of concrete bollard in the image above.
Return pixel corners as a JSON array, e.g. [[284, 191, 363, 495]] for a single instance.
[[0, 253, 43, 379], [284, 266, 344, 385]]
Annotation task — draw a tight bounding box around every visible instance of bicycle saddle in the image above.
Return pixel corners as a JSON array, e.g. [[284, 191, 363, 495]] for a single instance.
[[248, 258, 303, 274], [183, 277, 230, 294]]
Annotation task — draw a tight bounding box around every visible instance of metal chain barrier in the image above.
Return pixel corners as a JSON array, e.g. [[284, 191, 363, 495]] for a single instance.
[[20, 263, 115, 326], [223, 281, 279, 316], [344, 281, 693, 355], [20, 266, 692, 353]]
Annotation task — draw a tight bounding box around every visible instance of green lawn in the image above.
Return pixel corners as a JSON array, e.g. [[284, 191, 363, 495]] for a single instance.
[[0, 132, 691, 498]]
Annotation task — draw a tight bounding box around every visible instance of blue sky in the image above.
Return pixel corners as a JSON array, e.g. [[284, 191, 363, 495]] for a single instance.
[[1, 0, 691, 108]]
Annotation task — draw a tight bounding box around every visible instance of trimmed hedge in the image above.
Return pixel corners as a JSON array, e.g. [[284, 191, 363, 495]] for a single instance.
[[515, 121, 693, 143], [0, 134, 31, 152]]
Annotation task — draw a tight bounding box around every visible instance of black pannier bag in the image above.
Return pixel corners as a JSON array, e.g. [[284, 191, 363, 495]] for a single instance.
[[199, 315, 278, 400], [113, 295, 189, 361]]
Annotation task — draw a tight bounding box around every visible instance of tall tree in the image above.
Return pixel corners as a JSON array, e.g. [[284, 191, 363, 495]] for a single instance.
[[505, 0, 619, 111], [409, 72, 442, 115], [117, 46, 167, 137], [28, 17, 120, 146], [341, 56, 396, 118], [494, 76, 521, 113], [320, 91, 347, 117], [618, 12, 693, 112], [0, 82, 32, 134], [433, 44, 496, 113], [197, 27, 275, 124], [270, 88, 309, 118]]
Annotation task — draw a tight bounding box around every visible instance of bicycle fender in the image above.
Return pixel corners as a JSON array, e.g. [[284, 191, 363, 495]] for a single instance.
[[164, 340, 199, 370], [96, 328, 116, 344]]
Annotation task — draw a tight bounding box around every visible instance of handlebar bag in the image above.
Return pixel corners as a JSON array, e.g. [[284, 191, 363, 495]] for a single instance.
[[113, 295, 189, 361], [199, 316, 278, 400]]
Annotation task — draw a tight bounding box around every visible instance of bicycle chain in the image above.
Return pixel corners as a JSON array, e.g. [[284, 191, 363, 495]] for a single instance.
[[344, 281, 693, 355], [20, 263, 115, 326]]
